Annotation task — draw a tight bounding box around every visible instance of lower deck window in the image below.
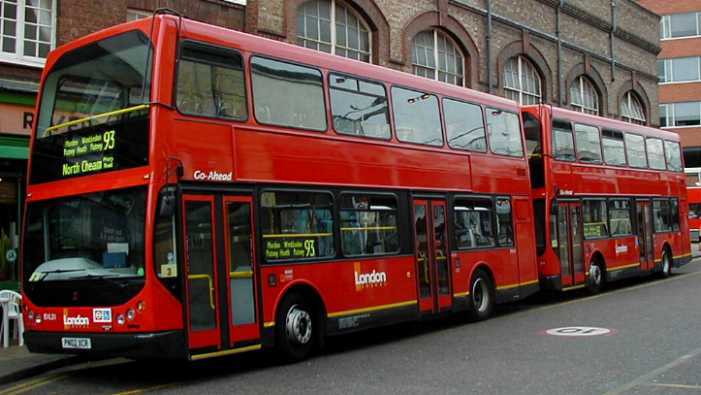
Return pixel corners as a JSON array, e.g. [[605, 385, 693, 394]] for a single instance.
[[260, 191, 334, 261], [454, 198, 494, 248], [340, 194, 399, 256]]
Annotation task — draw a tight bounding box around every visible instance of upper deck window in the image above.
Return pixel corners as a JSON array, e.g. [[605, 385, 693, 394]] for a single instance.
[[601, 129, 626, 166], [574, 123, 602, 163], [251, 56, 327, 131], [296, 0, 371, 62], [646, 138, 666, 170], [176, 42, 247, 120], [412, 29, 464, 86], [486, 108, 523, 157], [392, 87, 443, 146], [552, 120, 575, 161], [0, 0, 55, 66], [624, 133, 647, 168], [664, 140, 683, 172], [329, 73, 389, 139], [443, 98, 486, 152]]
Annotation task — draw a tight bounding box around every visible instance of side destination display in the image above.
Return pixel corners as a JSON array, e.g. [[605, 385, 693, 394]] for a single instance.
[[30, 105, 150, 184]]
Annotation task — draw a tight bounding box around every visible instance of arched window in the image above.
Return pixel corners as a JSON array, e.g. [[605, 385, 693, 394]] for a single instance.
[[570, 76, 600, 115], [412, 30, 464, 86], [620, 91, 646, 125], [503, 55, 542, 105], [296, 0, 371, 62]]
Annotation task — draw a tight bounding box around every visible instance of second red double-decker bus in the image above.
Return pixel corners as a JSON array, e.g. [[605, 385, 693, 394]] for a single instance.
[[522, 105, 691, 292], [21, 15, 539, 361]]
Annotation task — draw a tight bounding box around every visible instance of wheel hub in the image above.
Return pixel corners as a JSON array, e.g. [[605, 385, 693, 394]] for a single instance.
[[285, 305, 312, 345], [472, 278, 487, 312], [589, 265, 601, 286]]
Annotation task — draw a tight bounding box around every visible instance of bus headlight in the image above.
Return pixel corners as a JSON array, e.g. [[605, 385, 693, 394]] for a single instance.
[[117, 314, 125, 325], [127, 308, 136, 321]]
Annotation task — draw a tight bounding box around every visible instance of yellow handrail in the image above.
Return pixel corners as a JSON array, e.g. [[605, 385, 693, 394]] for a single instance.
[[230, 271, 253, 279], [44, 104, 150, 135], [262, 232, 332, 238], [188, 274, 214, 309]]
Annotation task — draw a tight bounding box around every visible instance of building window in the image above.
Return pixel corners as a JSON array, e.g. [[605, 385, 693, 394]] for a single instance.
[[660, 13, 701, 40], [660, 102, 701, 128], [0, 0, 56, 65], [620, 91, 646, 125], [657, 57, 701, 83], [503, 55, 541, 105], [412, 29, 464, 86], [127, 8, 151, 22], [296, 0, 371, 62], [570, 76, 599, 115]]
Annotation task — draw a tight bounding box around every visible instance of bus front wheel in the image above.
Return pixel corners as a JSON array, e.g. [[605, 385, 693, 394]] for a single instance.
[[467, 269, 495, 321], [660, 250, 672, 278], [275, 293, 316, 362]]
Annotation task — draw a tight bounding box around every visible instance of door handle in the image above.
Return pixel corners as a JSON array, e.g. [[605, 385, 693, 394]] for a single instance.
[[188, 274, 215, 310]]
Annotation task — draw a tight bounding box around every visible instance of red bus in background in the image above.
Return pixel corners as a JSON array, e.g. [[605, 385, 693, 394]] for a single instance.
[[522, 105, 691, 293], [21, 14, 539, 361], [684, 169, 701, 242]]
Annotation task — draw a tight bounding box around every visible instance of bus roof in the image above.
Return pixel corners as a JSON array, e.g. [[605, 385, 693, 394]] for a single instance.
[[524, 104, 680, 142]]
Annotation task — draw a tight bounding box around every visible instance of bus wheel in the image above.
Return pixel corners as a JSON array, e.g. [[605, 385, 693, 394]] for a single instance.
[[276, 293, 315, 362], [467, 269, 495, 321], [660, 250, 672, 278], [587, 262, 604, 294]]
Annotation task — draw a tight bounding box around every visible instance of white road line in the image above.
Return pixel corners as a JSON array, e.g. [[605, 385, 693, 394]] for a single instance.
[[602, 347, 701, 395], [647, 383, 701, 390]]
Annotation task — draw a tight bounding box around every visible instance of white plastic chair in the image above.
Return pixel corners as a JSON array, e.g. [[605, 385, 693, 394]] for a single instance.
[[0, 290, 23, 348]]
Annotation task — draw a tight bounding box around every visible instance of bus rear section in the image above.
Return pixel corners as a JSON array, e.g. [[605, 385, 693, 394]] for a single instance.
[[523, 104, 691, 293]]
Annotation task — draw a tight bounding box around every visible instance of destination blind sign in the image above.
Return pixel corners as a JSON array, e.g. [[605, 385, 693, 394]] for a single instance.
[[30, 109, 149, 184], [61, 130, 117, 176]]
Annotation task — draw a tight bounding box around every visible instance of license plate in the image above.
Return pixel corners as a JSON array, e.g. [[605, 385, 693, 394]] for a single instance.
[[61, 337, 91, 350]]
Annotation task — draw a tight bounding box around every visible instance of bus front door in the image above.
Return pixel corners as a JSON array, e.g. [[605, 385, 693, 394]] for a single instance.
[[557, 201, 585, 288], [183, 194, 260, 353], [636, 200, 654, 271], [413, 199, 452, 314]]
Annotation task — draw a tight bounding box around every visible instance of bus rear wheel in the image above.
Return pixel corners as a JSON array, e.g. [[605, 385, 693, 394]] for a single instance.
[[275, 293, 316, 362], [660, 250, 672, 278], [467, 269, 495, 321]]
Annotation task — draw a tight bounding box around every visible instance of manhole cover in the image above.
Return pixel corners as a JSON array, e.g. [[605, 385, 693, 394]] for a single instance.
[[545, 326, 613, 337]]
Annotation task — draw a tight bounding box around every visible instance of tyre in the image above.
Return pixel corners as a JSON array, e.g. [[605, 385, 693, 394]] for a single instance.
[[275, 293, 316, 362], [587, 261, 605, 294], [660, 250, 672, 278], [467, 269, 495, 321]]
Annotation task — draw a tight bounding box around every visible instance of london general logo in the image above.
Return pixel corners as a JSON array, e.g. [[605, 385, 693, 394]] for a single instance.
[[354, 262, 388, 291]]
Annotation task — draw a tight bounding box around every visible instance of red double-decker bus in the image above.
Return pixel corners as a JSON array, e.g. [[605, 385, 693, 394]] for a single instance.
[[684, 169, 701, 242], [522, 105, 691, 292], [21, 14, 539, 360]]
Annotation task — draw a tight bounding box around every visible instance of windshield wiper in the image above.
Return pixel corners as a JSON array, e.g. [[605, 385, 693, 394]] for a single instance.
[[39, 268, 86, 274]]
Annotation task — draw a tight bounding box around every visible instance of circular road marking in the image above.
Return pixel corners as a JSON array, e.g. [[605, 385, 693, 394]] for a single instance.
[[545, 326, 613, 337]]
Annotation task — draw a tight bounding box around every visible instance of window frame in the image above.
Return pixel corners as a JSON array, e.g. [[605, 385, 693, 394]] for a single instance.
[[0, 0, 57, 67], [664, 140, 683, 172], [494, 196, 515, 247], [327, 71, 391, 141], [442, 96, 487, 153], [503, 55, 542, 105], [652, 198, 672, 233], [582, 198, 609, 240], [338, 191, 401, 258], [485, 107, 525, 158], [258, 188, 337, 264], [391, 84, 445, 148], [601, 129, 627, 167], [250, 55, 329, 132], [570, 75, 600, 115], [646, 137, 667, 171], [607, 198, 633, 237], [174, 40, 249, 122], [551, 119, 576, 162], [411, 29, 465, 87], [624, 132, 648, 169]]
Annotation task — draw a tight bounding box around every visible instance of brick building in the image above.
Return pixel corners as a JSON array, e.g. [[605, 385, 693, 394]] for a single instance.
[[638, 0, 701, 173], [0, 0, 660, 288]]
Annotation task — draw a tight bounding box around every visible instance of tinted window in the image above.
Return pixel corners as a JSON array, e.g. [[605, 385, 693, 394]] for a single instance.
[[340, 194, 399, 256], [601, 129, 626, 166], [646, 138, 666, 170], [260, 191, 334, 261], [392, 87, 443, 146], [444, 98, 486, 151], [486, 108, 523, 157], [653, 199, 671, 232], [625, 133, 647, 168], [608, 199, 632, 236], [329, 73, 390, 139], [671, 199, 680, 231], [689, 203, 701, 219], [552, 120, 575, 161], [664, 140, 683, 172], [252, 57, 326, 131], [583, 199, 608, 238], [575, 124, 602, 163], [177, 43, 247, 120], [454, 198, 494, 248], [495, 198, 514, 247]]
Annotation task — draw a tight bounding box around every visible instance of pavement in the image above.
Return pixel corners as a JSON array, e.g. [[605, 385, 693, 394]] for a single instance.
[[0, 242, 699, 391]]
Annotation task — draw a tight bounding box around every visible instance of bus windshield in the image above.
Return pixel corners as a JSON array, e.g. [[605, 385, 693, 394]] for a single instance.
[[31, 30, 152, 183], [23, 188, 146, 306]]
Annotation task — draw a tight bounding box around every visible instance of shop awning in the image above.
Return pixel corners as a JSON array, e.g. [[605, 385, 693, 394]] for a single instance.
[[0, 135, 29, 160]]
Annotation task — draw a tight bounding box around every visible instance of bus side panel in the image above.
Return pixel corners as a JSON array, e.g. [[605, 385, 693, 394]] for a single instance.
[[514, 197, 539, 291]]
